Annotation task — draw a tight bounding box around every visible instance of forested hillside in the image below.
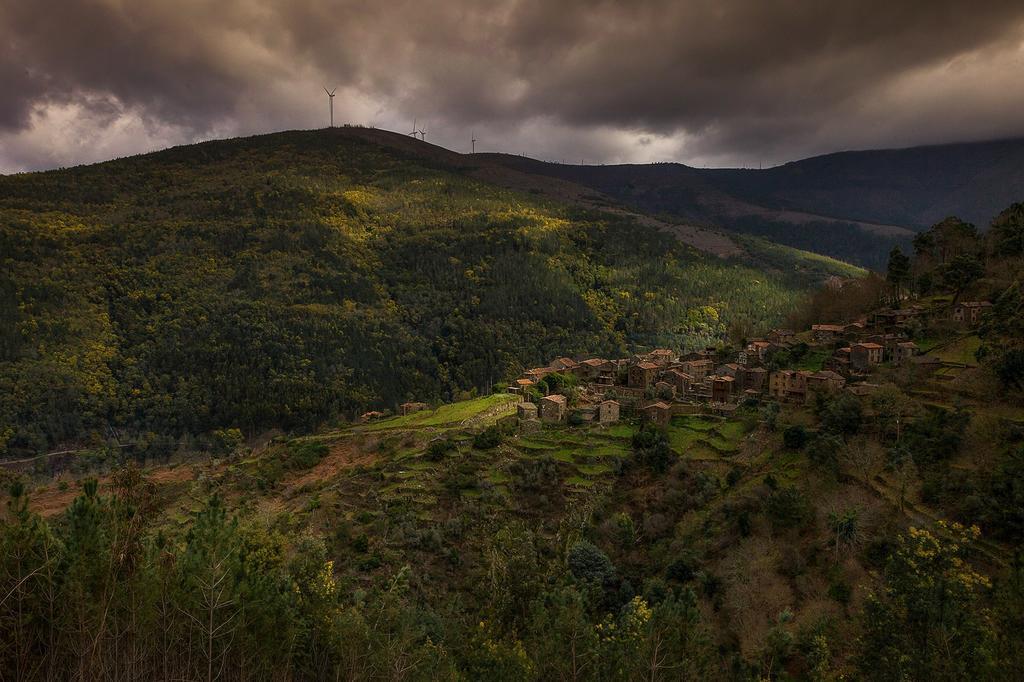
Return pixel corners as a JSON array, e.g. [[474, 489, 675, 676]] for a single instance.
[[715, 138, 1024, 229], [482, 137, 1024, 269], [1, 167, 1022, 680], [0, 129, 857, 459]]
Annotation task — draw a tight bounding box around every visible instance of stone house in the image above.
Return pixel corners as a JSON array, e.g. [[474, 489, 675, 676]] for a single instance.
[[711, 376, 735, 403], [768, 329, 795, 345], [654, 380, 676, 399], [746, 340, 777, 363], [645, 349, 677, 366], [690, 381, 713, 401], [628, 361, 661, 389], [824, 347, 852, 374], [869, 308, 922, 332], [717, 363, 746, 384], [767, 370, 810, 402], [522, 367, 553, 382], [952, 301, 992, 325], [678, 359, 714, 380], [575, 358, 612, 382], [664, 368, 694, 394], [806, 370, 846, 401], [680, 349, 717, 362], [550, 357, 579, 372], [893, 341, 920, 364], [510, 378, 536, 394], [641, 401, 672, 428], [851, 342, 883, 372], [400, 402, 428, 416], [598, 400, 620, 424], [863, 333, 910, 362], [743, 366, 767, 392], [539, 394, 567, 422], [811, 324, 845, 343], [517, 402, 538, 421]]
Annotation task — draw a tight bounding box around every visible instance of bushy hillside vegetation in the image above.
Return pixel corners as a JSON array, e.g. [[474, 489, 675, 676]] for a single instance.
[[1, 189, 1022, 679], [0, 129, 856, 458], [3, 380, 1021, 680]]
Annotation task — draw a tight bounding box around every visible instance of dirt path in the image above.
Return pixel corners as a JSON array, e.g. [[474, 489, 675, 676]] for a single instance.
[[864, 473, 1011, 567]]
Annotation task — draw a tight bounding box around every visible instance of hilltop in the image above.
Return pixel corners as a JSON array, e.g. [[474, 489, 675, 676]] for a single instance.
[[481, 137, 1024, 269], [0, 128, 860, 460]]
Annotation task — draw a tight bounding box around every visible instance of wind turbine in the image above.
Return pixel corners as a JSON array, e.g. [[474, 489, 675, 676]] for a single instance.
[[417, 124, 427, 142], [323, 87, 336, 127], [409, 118, 420, 139], [471, 133, 476, 154]]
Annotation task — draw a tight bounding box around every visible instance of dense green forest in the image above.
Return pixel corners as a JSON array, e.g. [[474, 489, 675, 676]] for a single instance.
[[0, 129, 857, 459]]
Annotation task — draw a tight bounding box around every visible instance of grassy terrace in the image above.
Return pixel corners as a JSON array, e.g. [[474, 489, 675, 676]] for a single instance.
[[665, 414, 753, 458], [361, 394, 519, 431], [498, 426, 634, 490], [927, 335, 982, 365]]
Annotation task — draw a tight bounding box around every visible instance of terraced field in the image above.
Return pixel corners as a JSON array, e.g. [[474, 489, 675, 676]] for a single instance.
[[362, 394, 519, 431], [665, 414, 753, 459], [506, 427, 633, 488], [928, 334, 982, 365], [245, 400, 761, 518]]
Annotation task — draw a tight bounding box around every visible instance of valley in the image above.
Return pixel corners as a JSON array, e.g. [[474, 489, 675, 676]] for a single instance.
[[1, 130, 1023, 680], [6, 3, 1024, 679]]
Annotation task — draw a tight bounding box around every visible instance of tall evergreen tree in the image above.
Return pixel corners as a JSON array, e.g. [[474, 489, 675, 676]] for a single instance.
[[886, 246, 911, 302]]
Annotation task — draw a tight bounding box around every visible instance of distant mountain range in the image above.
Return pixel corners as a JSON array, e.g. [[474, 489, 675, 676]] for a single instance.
[[478, 138, 1024, 268]]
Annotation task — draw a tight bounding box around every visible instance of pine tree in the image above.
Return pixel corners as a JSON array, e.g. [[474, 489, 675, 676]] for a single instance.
[[178, 495, 243, 681], [885, 246, 911, 302]]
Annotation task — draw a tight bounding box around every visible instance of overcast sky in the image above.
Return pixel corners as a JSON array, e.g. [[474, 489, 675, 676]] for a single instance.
[[3, 0, 1024, 173]]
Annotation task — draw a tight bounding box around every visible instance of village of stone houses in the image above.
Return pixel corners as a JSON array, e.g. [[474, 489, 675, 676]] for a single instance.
[[373, 296, 991, 432]]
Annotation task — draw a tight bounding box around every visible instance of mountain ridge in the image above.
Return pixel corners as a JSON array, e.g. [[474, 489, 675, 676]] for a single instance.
[[10, 127, 1021, 268], [479, 136, 1024, 268]]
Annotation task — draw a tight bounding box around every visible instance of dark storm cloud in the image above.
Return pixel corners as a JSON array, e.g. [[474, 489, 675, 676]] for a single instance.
[[2, 0, 1024, 171]]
